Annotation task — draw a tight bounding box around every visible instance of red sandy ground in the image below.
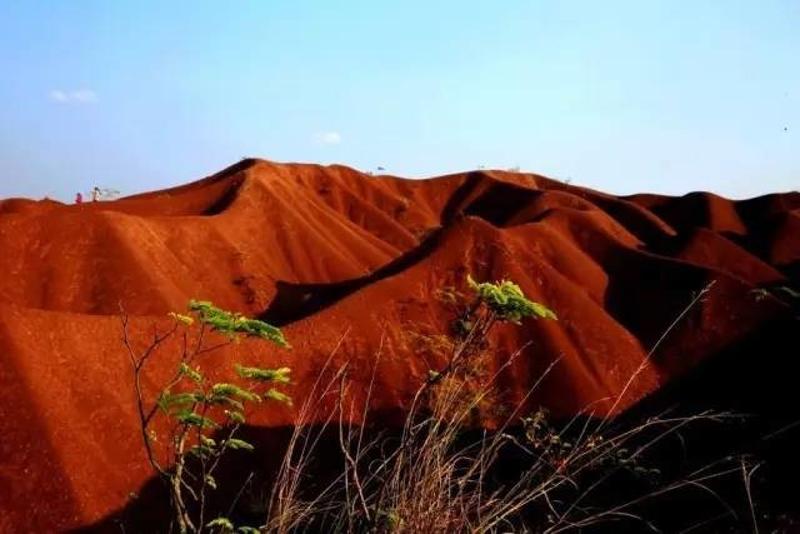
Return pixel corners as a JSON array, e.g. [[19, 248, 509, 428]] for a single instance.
[[0, 159, 798, 531]]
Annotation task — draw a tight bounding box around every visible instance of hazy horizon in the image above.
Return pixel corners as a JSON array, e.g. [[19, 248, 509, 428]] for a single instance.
[[1, 1, 797, 201]]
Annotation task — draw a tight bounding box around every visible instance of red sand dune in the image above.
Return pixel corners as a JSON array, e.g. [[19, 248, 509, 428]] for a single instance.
[[1, 159, 798, 531]]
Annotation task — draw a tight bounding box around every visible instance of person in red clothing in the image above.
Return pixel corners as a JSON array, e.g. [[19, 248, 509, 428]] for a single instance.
[[75, 192, 83, 204]]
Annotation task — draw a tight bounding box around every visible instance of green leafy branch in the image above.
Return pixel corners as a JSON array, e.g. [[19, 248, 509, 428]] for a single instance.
[[122, 300, 291, 534], [467, 274, 557, 323]]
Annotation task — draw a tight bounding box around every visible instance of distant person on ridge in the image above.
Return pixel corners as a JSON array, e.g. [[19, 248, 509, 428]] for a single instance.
[[91, 186, 100, 202], [75, 192, 83, 204]]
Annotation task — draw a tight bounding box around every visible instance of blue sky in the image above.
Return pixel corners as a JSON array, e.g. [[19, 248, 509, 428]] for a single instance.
[[0, 1, 797, 201]]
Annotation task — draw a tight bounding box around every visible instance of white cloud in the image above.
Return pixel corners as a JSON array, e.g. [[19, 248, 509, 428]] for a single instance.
[[49, 89, 97, 104], [314, 131, 342, 145], [49, 90, 68, 102]]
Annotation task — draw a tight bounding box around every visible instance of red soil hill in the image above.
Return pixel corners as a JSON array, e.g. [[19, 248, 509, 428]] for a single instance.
[[0, 159, 798, 531]]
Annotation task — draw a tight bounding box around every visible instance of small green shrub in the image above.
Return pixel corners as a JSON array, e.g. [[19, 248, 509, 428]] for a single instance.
[[467, 274, 557, 323], [122, 301, 291, 534]]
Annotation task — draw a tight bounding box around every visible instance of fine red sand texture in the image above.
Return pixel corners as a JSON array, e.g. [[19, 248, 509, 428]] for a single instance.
[[0, 159, 798, 531]]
